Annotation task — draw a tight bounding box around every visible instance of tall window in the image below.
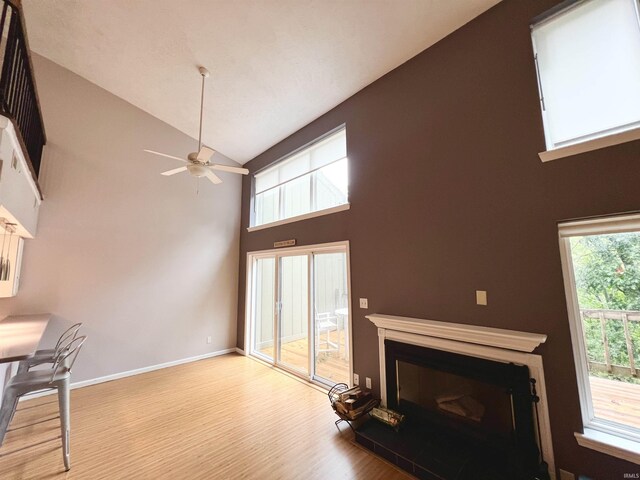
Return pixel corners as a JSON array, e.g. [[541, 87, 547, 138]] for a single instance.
[[253, 127, 348, 227], [531, 0, 640, 151], [559, 215, 640, 446]]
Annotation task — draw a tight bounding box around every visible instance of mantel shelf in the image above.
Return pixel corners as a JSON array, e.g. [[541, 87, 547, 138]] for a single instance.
[[366, 314, 547, 353]]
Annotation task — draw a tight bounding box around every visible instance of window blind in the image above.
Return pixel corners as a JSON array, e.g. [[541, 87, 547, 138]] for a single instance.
[[532, 0, 640, 149], [255, 128, 346, 194]]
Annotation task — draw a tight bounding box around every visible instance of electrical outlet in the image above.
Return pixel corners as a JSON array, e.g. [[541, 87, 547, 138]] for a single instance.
[[206, 336, 212, 344], [366, 377, 372, 389], [359, 298, 368, 309], [353, 373, 359, 386], [558, 470, 575, 480]]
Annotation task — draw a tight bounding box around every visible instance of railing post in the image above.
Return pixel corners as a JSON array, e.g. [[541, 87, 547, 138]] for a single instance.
[[598, 311, 612, 373], [580, 310, 591, 372], [621, 313, 637, 377]]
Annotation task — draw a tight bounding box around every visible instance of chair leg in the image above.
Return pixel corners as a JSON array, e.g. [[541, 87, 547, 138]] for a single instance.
[[0, 389, 19, 446], [57, 379, 71, 471]]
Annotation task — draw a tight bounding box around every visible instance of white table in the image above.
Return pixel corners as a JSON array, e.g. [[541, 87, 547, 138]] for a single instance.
[[0, 314, 51, 364]]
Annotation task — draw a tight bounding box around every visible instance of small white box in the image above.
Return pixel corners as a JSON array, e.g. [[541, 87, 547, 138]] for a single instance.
[[476, 290, 487, 306]]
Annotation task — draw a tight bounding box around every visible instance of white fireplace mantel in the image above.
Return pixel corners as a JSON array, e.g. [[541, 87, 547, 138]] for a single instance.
[[367, 312, 555, 479], [366, 314, 547, 353]]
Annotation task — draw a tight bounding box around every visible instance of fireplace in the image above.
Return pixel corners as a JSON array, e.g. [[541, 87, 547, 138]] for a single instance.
[[357, 314, 555, 480]]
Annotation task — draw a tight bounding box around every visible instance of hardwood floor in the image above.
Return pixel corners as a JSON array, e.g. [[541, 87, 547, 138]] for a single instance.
[[0, 354, 409, 480]]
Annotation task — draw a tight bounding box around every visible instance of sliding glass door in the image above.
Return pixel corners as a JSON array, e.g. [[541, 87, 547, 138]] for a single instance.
[[247, 243, 351, 386], [313, 251, 349, 384], [252, 257, 275, 362], [278, 255, 309, 373]]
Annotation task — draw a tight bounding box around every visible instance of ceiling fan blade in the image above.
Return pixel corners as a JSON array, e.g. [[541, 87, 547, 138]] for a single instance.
[[197, 146, 215, 162], [204, 169, 223, 184], [210, 164, 249, 175], [161, 166, 188, 176], [144, 149, 187, 163]]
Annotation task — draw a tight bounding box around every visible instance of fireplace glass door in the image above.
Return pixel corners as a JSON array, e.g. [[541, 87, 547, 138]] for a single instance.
[[248, 244, 351, 387], [397, 360, 514, 440]]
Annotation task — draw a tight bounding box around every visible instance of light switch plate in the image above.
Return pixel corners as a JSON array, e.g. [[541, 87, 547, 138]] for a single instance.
[[476, 290, 487, 306], [359, 298, 368, 309], [353, 373, 359, 386], [366, 377, 372, 389]]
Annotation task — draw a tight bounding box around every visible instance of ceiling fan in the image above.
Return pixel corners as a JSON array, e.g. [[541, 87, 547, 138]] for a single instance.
[[144, 66, 248, 184]]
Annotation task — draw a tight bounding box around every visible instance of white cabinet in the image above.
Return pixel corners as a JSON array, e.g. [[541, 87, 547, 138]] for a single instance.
[[0, 115, 42, 298], [0, 116, 41, 239], [0, 235, 23, 297]]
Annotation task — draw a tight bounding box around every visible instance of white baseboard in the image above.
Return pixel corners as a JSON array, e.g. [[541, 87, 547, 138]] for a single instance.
[[19, 347, 237, 401], [235, 347, 246, 355]]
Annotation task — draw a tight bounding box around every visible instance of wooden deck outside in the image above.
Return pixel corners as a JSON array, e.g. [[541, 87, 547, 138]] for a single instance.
[[591, 376, 640, 428], [260, 330, 349, 384]]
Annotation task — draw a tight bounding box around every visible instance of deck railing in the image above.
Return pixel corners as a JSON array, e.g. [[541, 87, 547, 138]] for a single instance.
[[581, 309, 640, 377], [0, 0, 46, 180]]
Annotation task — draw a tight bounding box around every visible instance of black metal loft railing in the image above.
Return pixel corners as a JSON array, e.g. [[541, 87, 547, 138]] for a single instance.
[[0, 0, 46, 179]]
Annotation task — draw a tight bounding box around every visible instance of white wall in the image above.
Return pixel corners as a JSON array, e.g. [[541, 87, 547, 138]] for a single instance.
[[0, 54, 241, 384]]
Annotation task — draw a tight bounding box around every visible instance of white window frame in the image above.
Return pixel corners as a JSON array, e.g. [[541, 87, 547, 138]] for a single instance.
[[243, 240, 354, 389], [249, 126, 349, 231], [532, 0, 640, 162], [559, 213, 640, 463]]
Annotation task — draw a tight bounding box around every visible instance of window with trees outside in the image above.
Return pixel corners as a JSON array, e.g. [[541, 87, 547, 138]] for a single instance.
[[252, 127, 348, 228], [531, 0, 640, 153], [559, 214, 640, 451]]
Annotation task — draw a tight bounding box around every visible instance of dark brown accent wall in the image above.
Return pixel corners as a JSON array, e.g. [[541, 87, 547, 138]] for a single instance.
[[237, 1, 640, 477]]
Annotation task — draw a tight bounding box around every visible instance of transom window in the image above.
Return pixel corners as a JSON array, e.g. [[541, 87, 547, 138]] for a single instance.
[[559, 214, 640, 452], [531, 0, 640, 152], [252, 127, 348, 228]]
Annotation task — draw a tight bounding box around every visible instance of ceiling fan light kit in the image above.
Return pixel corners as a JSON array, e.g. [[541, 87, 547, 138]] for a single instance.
[[187, 164, 209, 178], [143, 66, 248, 185]]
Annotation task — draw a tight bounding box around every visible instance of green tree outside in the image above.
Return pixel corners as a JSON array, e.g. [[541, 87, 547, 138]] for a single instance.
[[570, 233, 640, 383]]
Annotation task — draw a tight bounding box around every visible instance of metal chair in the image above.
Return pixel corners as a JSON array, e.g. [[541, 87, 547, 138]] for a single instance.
[[17, 323, 82, 375], [316, 311, 339, 354], [0, 335, 87, 471]]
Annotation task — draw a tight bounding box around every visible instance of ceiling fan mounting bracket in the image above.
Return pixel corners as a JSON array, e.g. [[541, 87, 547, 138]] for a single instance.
[[198, 66, 210, 78]]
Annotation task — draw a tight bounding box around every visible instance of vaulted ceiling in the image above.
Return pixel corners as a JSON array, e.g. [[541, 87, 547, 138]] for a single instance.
[[23, 0, 500, 164]]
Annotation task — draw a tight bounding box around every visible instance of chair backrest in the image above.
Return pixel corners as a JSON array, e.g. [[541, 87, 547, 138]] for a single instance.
[[50, 335, 87, 383], [54, 323, 83, 352]]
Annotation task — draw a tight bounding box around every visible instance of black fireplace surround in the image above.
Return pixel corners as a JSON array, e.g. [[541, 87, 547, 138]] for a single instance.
[[354, 340, 548, 480]]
